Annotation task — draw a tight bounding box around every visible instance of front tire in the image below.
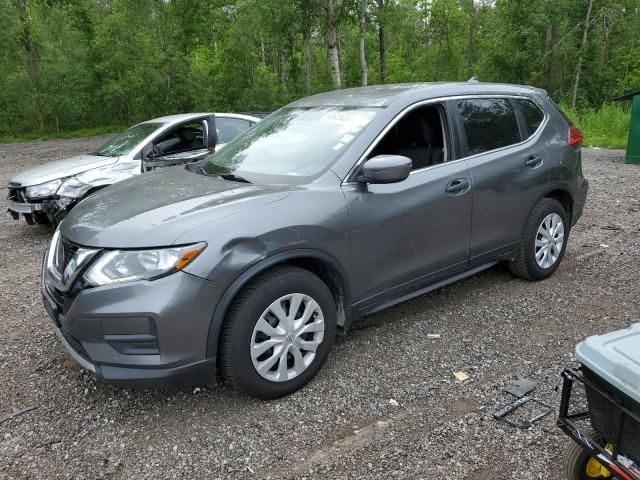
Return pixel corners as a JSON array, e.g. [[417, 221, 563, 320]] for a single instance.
[[220, 266, 337, 400], [509, 197, 569, 280]]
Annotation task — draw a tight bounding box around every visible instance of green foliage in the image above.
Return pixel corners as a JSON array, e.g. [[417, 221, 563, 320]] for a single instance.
[[560, 103, 630, 149], [0, 125, 124, 144], [0, 0, 638, 150]]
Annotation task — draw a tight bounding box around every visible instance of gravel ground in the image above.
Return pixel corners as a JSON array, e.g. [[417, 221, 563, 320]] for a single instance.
[[0, 139, 638, 480]]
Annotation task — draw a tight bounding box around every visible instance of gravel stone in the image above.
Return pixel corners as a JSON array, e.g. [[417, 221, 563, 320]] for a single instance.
[[0, 140, 638, 479]]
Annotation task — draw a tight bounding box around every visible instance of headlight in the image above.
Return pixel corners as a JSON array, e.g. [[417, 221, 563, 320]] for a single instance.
[[84, 243, 206, 286], [57, 177, 92, 198], [25, 179, 62, 199]]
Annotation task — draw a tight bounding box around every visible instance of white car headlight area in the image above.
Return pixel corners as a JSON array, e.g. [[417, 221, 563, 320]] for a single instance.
[[84, 243, 206, 286], [25, 179, 62, 199], [56, 177, 93, 198]]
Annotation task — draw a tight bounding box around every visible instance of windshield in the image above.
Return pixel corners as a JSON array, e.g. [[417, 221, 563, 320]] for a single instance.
[[202, 107, 379, 183], [94, 122, 164, 157]]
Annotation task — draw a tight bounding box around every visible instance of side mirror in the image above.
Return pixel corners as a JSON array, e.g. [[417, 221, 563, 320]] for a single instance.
[[150, 144, 161, 158], [358, 155, 412, 184]]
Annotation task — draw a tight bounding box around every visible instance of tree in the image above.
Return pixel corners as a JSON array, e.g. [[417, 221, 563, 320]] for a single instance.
[[358, 0, 367, 86], [14, 0, 44, 131], [376, 0, 385, 83], [1, 0, 639, 137], [572, 0, 594, 108], [323, 0, 346, 89]]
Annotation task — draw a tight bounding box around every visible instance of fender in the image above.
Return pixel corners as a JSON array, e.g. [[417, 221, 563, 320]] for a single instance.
[[519, 182, 574, 234], [205, 248, 352, 359]]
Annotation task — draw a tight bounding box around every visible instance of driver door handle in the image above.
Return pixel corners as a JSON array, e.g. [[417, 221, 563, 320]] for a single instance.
[[445, 178, 471, 195]]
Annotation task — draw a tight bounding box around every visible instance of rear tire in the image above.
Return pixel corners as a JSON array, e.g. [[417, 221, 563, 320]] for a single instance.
[[220, 265, 336, 400], [509, 197, 569, 280]]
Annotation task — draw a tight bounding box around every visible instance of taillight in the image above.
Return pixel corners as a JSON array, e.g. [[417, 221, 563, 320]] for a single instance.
[[568, 125, 583, 145]]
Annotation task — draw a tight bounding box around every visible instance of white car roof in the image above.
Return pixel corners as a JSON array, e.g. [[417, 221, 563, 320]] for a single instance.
[[143, 112, 261, 124]]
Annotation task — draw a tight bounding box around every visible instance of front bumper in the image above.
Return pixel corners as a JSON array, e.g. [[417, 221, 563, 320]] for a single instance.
[[42, 251, 225, 388], [7, 198, 46, 214]]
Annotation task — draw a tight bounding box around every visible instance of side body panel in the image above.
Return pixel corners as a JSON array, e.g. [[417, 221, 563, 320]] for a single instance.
[[342, 161, 472, 305], [541, 96, 588, 224], [455, 97, 552, 264]]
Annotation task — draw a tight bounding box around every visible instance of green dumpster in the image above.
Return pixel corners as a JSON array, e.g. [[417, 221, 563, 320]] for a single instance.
[[613, 88, 640, 165]]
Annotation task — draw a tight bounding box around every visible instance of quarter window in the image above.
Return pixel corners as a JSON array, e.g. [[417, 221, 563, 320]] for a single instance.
[[216, 118, 252, 144], [457, 98, 521, 155], [516, 98, 544, 137]]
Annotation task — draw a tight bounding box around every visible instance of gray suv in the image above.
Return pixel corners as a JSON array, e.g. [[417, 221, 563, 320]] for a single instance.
[[42, 83, 588, 399]]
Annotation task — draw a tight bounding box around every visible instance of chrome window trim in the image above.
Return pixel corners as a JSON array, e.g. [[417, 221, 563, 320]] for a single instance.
[[342, 94, 549, 185]]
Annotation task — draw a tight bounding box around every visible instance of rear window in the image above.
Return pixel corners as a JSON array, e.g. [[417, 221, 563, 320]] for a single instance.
[[516, 98, 545, 137], [457, 98, 520, 155]]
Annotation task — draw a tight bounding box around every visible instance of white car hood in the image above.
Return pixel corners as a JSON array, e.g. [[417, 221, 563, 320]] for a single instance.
[[10, 154, 119, 187]]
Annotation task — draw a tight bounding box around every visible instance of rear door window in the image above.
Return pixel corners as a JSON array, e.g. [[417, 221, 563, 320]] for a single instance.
[[457, 98, 521, 155], [515, 98, 545, 137]]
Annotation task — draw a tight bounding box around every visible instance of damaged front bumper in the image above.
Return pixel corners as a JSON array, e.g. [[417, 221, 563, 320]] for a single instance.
[[7, 195, 75, 225], [7, 198, 46, 215]]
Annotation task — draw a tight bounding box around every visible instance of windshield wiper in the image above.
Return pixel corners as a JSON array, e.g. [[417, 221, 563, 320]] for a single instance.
[[217, 173, 251, 184]]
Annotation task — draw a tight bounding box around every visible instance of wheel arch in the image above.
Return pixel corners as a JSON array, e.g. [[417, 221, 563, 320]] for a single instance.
[[521, 185, 574, 233], [544, 187, 574, 223], [206, 249, 352, 360]]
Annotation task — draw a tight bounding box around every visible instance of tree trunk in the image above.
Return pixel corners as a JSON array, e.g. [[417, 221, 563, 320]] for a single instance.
[[376, 0, 385, 84], [15, 0, 45, 131], [466, 0, 476, 76], [359, 0, 367, 86], [571, 0, 594, 109], [303, 32, 312, 94], [278, 42, 286, 85], [324, 0, 344, 89], [543, 24, 552, 89]]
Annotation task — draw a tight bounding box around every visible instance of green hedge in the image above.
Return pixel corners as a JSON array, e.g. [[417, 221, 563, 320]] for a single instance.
[[0, 125, 124, 144], [559, 103, 630, 149], [1, 104, 632, 150]]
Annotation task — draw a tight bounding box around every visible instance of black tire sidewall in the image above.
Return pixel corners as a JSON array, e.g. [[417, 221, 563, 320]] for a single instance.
[[524, 198, 569, 280], [224, 268, 336, 400]]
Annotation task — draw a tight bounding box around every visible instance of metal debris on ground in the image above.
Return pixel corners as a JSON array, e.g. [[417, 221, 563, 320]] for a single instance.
[[492, 378, 553, 429], [504, 377, 537, 398]]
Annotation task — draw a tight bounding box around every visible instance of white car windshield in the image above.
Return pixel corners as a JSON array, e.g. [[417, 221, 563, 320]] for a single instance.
[[94, 122, 164, 157], [202, 107, 379, 183]]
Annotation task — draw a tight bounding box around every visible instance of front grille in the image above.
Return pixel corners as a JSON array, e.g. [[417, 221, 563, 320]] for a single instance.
[[60, 236, 79, 272], [46, 236, 86, 315]]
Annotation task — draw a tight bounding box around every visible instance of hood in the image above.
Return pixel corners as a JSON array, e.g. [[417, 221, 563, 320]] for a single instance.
[[10, 154, 118, 187], [60, 167, 291, 248]]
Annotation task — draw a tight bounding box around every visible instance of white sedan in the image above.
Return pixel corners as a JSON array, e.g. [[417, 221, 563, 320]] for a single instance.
[[7, 113, 264, 225]]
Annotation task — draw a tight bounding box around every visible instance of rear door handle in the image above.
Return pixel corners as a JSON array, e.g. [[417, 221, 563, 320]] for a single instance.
[[524, 155, 544, 168], [445, 178, 471, 195]]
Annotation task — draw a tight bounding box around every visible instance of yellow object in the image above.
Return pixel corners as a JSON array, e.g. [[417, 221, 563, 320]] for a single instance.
[[175, 244, 205, 270], [585, 457, 611, 478]]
